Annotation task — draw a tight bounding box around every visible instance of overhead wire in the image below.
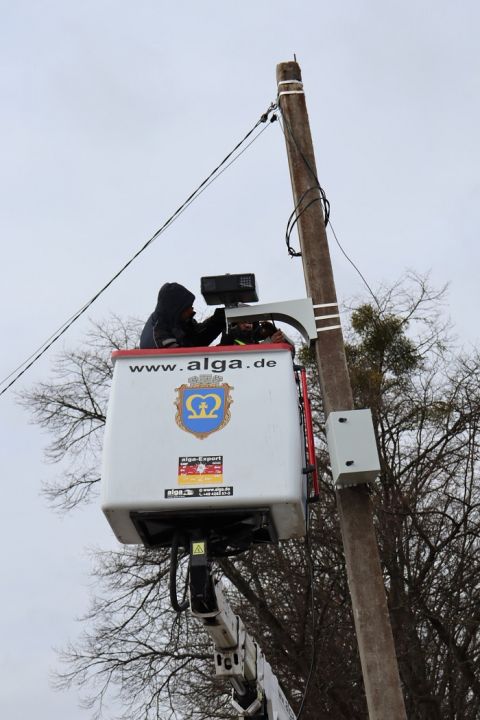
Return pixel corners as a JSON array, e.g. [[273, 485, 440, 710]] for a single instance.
[[0, 102, 278, 398], [327, 221, 382, 312], [278, 113, 330, 250], [277, 109, 382, 311]]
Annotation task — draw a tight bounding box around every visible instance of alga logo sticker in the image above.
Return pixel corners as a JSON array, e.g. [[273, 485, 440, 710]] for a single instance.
[[175, 374, 233, 439]]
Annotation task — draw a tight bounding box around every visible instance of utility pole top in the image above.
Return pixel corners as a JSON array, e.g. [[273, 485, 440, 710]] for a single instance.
[[277, 61, 302, 82]]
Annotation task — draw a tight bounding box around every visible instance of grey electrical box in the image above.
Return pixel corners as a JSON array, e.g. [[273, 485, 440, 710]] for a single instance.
[[325, 409, 380, 488]]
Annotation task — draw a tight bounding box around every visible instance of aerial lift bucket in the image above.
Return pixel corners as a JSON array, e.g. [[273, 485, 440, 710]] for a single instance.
[[101, 344, 316, 553]]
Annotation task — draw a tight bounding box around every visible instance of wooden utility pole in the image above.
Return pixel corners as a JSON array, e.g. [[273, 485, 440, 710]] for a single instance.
[[276, 61, 407, 720]]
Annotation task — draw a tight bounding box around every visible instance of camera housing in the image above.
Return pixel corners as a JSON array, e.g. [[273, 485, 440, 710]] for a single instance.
[[200, 273, 258, 306]]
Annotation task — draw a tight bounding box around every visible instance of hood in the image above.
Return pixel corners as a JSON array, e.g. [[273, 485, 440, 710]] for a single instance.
[[153, 282, 195, 328]]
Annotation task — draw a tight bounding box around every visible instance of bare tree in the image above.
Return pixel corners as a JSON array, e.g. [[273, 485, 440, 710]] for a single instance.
[[21, 276, 480, 719], [342, 275, 480, 719], [21, 316, 140, 510]]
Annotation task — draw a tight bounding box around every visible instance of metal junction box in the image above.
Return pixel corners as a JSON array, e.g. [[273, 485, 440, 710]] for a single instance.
[[101, 345, 307, 546], [325, 409, 380, 488]]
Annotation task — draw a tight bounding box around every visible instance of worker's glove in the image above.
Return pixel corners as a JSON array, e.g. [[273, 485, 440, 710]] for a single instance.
[[211, 307, 226, 326]]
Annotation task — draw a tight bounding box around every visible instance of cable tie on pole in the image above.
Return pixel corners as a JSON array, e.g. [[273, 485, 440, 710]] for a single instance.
[[316, 324, 342, 333], [315, 314, 340, 321], [313, 302, 338, 309], [278, 90, 305, 98], [277, 80, 304, 87]]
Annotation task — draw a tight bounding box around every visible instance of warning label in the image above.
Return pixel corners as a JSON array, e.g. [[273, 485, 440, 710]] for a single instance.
[[192, 542, 206, 555], [165, 486, 233, 499], [178, 455, 223, 485]]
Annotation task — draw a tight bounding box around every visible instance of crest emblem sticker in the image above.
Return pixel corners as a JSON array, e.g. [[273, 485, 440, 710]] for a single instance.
[[175, 374, 233, 439]]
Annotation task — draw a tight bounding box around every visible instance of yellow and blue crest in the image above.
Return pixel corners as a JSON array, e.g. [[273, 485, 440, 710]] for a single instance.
[[175, 374, 233, 439]]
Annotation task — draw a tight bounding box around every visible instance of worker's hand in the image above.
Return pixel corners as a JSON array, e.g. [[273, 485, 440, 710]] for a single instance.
[[271, 330, 286, 343]]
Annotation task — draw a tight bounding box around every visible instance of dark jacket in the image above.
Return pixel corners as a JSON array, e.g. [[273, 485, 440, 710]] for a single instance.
[[140, 282, 225, 349]]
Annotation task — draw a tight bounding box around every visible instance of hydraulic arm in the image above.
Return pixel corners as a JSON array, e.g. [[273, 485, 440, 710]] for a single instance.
[[188, 539, 296, 720]]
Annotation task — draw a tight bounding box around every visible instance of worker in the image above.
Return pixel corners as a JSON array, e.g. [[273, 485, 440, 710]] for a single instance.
[[220, 317, 293, 347], [140, 282, 225, 349]]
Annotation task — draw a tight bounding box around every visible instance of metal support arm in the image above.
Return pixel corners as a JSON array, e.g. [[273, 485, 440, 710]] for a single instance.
[[225, 298, 317, 345], [189, 541, 296, 719]]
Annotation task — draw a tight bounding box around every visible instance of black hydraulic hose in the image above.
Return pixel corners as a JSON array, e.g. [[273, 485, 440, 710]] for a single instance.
[[169, 532, 189, 613]]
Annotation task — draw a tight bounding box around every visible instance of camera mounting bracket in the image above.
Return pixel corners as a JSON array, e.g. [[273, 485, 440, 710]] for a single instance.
[[225, 298, 317, 345]]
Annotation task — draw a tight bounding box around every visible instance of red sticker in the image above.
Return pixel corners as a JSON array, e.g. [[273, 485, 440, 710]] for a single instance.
[[178, 455, 223, 485]]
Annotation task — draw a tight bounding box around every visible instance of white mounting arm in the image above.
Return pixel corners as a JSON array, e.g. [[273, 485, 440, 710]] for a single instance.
[[225, 298, 317, 345], [191, 576, 296, 720]]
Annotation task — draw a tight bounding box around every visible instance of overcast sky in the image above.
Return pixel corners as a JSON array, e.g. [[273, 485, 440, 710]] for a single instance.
[[1, 2, 479, 718]]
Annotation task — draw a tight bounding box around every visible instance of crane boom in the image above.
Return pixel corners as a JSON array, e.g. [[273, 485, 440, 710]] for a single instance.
[[189, 540, 296, 720]]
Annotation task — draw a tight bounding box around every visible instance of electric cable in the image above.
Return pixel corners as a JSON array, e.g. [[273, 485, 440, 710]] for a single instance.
[[0, 102, 277, 398], [296, 535, 317, 719], [169, 532, 190, 613], [278, 113, 330, 227], [285, 188, 323, 257], [328, 221, 382, 311], [277, 108, 382, 312], [277, 114, 330, 259], [278, 113, 326, 207]]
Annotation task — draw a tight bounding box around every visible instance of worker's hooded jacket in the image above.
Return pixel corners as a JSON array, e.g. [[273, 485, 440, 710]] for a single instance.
[[140, 282, 225, 349]]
